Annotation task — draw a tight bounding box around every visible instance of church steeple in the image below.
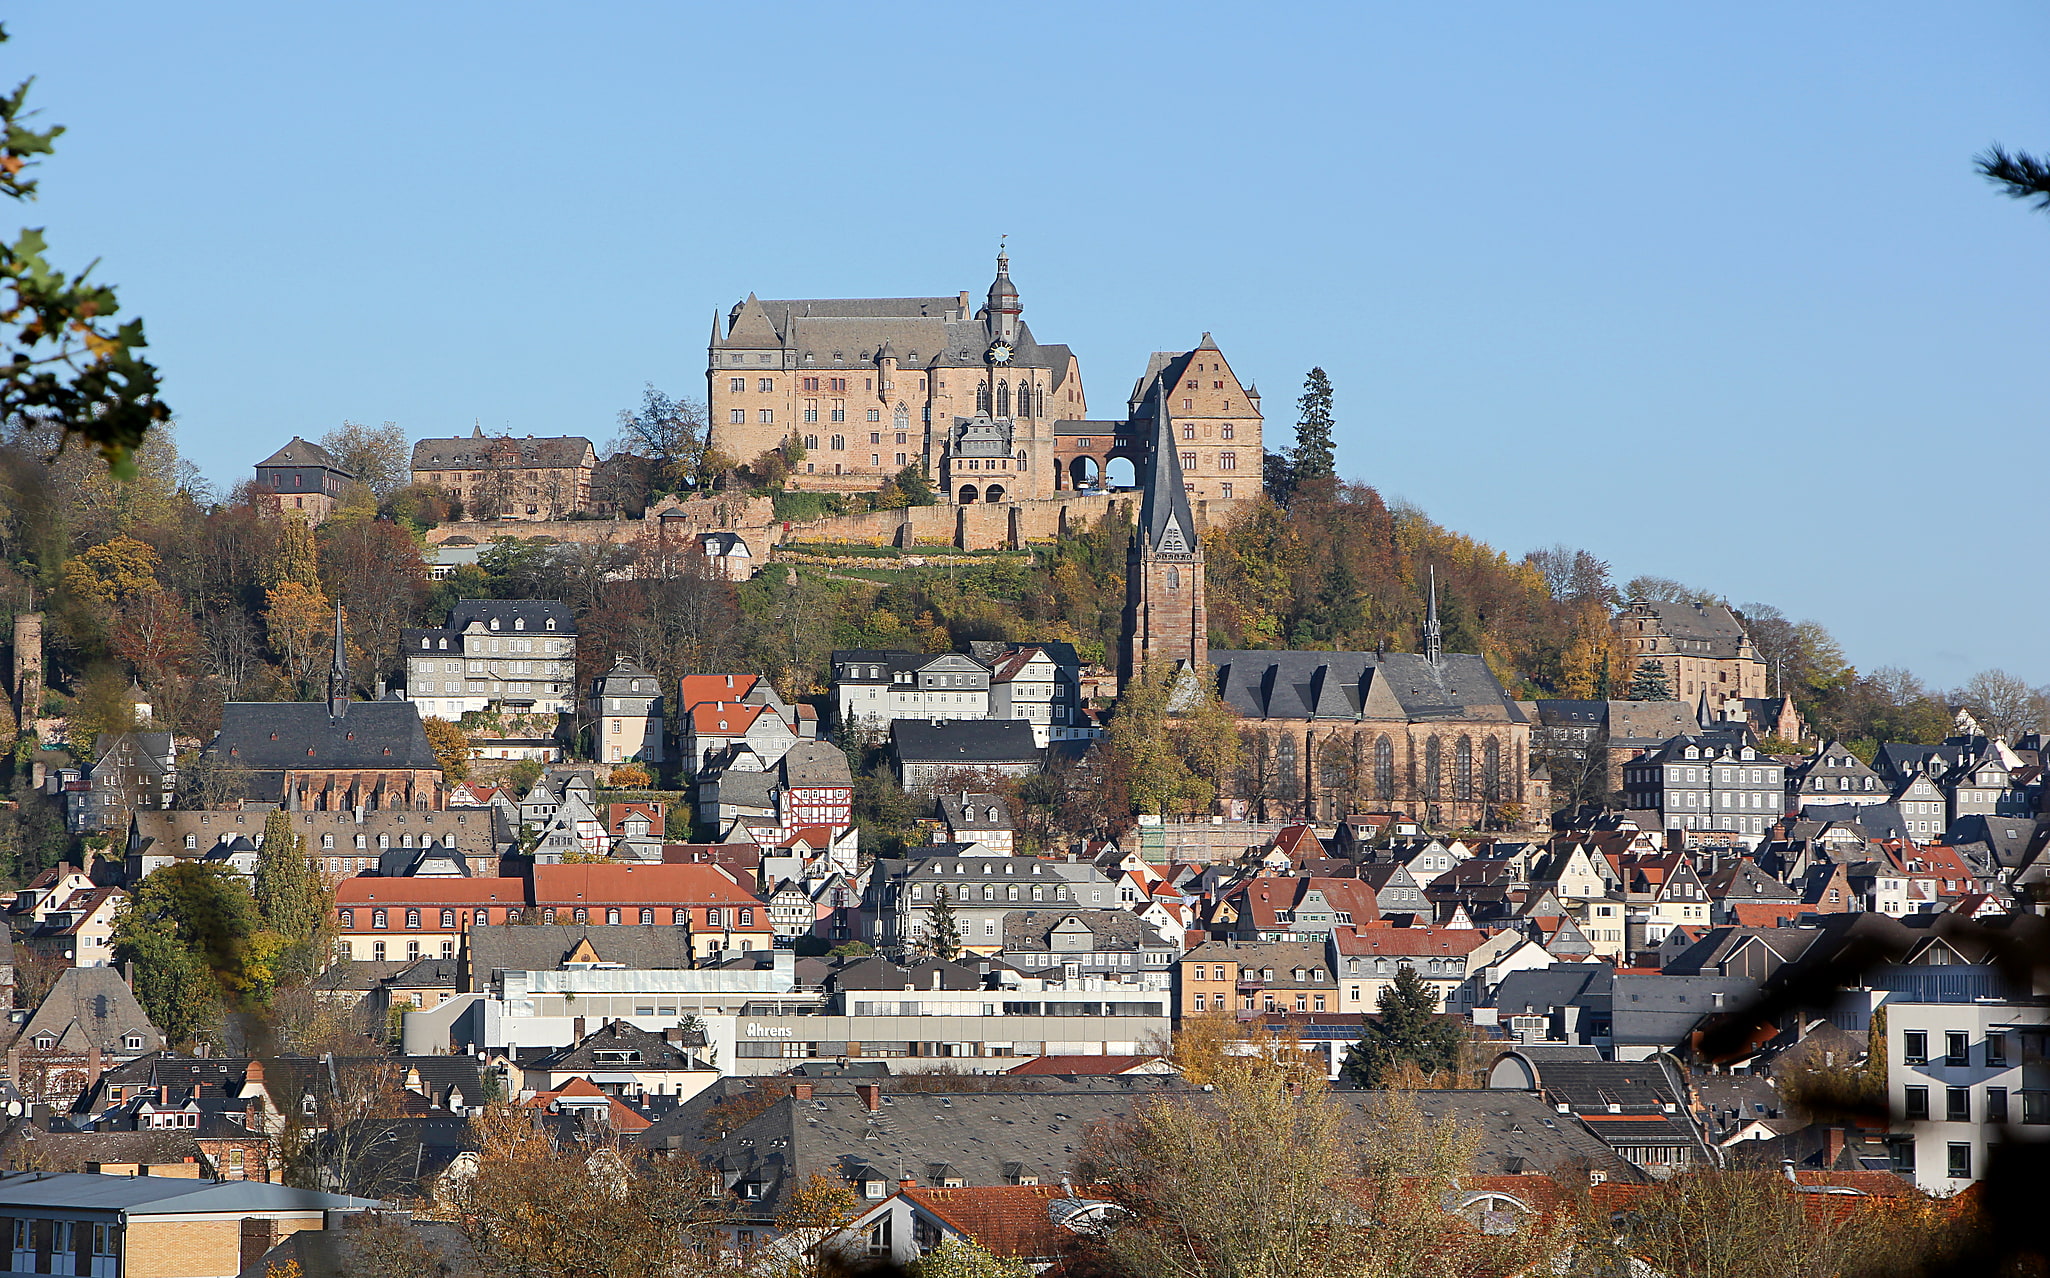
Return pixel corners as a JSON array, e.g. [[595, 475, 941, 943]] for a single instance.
[[1119, 378, 1207, 689], [328, 598, 350, 718], [985, 242, 1021, 345], [1424, 565, 1442, 664]]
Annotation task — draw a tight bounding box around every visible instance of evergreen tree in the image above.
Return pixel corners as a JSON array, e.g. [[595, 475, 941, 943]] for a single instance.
[[1290, 368, 1336, 486], [1626, 658, 1675, 702], [923, 887, 962, 962], [1339, 966, 1467, 1088], [254, 810, 331, 961]]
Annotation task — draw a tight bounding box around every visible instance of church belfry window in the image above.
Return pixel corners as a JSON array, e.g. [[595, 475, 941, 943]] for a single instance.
[[1165, 566, 1180, 591]]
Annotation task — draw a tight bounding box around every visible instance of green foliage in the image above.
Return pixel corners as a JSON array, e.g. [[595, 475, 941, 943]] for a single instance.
[[112, 861, 263, 1044], [254, 811, 331, 955], [771, 490, 848, 523], [1977, 144, 2050, 212], [1625, 658, 1674, 701], [1287, 366, 1336, 494], [1340, 966, 1467, 1087], [0, 28, 170, 476], [825, 940, 875, 958], [921, 886, 962, 961]]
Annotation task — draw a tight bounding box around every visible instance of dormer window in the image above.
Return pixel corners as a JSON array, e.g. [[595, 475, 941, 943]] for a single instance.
[[515, 617, 526, 631], [545, 618, 556, 631], [488, 617, 499, 630], [124, 1034, 144, 1051], [33, 1036, 53, 1051]]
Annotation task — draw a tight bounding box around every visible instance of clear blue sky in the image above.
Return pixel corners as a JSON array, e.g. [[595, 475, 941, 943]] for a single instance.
[[12, 3, 2047, 688]]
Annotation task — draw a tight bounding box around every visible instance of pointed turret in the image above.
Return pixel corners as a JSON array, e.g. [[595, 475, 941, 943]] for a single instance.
[[1138, 381, 1199, 560], [1696, 686, 1715, 730], [1424, 566, 1443, 665], [328, 598, 350, 719]]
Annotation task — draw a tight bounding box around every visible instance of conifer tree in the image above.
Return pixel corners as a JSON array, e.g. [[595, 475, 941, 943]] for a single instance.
[[255, 810, 328, 940], [1290, 368, 1336, 485], [922, 886, 962, 962], [1626, 658, 1675, 702], [1340, 965, 1466, 1087]]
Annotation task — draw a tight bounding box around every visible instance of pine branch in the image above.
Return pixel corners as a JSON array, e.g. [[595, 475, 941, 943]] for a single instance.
[[1976, 145, 2050, 212]]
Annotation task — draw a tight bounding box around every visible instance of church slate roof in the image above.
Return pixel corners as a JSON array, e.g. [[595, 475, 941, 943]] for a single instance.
[[1134, 379, 1197, 557], [208, 701, 438, 772], [1209, 650, 1526, 724]]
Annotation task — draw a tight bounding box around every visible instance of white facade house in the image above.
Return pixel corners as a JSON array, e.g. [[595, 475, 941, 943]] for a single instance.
[[593, 657, 665, 764], [403, 600, 576, 720]]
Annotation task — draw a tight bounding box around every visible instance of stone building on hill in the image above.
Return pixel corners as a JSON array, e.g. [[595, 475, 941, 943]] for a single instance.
[[709, 251, 1085, 493], [410, 428, 598, 520], [1617, 601, 1768, 704], [253, 437, 355, 523]]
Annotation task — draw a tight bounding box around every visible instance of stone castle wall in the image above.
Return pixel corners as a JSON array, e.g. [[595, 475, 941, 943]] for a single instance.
[[425, 492, 1248, 556]]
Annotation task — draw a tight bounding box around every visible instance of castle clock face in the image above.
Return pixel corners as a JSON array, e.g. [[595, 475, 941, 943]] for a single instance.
[[987, 342, 1014, 365]]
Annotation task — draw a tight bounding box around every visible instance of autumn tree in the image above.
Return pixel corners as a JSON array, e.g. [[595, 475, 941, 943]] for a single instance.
[[264, 582, 334, 699], [614, 383, 710, 492], [1950, 668, 2048, 742], [769, 1174, 862, 1278], [318, 421, 409, 497], [454, 1104, 734, 1278], [1104, 664, 1240, 818], [422, 716, 471, 781]]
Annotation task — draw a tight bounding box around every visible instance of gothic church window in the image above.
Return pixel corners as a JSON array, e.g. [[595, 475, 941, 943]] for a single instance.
[[1425, 737, 1442, 799], [996, 381, 1010, 416], [1484, 738, 1503, 805], [1455, 737, 1474, 800], [1374, 735, 1395, 800]]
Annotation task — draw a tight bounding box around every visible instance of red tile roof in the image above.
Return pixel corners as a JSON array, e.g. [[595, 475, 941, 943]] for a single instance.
[[901, 1185, 1069, 1259], [687, 701, 769, 736], [531, 862, 756, 907], [678, 674, 760, 709], [335, 877, 525, 906]]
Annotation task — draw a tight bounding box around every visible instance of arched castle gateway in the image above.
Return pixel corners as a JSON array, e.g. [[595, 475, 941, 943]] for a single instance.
[[1118, 387, 1533, 829]]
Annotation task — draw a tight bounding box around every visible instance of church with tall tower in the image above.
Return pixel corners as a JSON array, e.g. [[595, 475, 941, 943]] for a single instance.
[[1115, 396, 1536, 827]]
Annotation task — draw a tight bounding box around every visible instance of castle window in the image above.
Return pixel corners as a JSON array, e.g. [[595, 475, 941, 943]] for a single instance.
[[1182, 425, 1194, 441], [758, 378, 774, 393], [729, 409, 744, 424], [758, 410, 774, 424], [831, 435, 845, 450], [867, 409, 881, 422], [1222, 424, 1235, 439], [1220, 452, 1237, 470], [729, 378, 745, 392]]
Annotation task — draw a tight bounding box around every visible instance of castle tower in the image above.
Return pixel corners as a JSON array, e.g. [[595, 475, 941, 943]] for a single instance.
[[1119, 383, 1207, 689], [11, 612, 41, 725]]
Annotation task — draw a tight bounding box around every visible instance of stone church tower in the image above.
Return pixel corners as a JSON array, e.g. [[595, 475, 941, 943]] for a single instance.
[[1119, 384, 1207, 690]]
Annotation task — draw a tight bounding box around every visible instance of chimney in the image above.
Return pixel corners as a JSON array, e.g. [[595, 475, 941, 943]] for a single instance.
[[1824, 1126, 1846, 1167], [791, 1082, 814, 1101], [86, 1045, 102, 1088], [573, 1016, 586, 1043], [899, 1177, 917, 1188], [856, 1083, 881, 1113]]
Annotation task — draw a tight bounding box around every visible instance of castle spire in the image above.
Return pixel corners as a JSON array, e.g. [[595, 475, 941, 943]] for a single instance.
[[1425, 565, 1443, 664], [328, 597, 349, 718], [986, 240, 1021, 344]]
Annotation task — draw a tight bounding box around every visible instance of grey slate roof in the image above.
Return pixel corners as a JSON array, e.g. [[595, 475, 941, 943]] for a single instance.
[[16, 968, 164, 1056], [891, 719, 1040, 766], [1629, 601, 1755, 658], [410, 434, 595, 470], [1486, 963, 1612, 1015], [1134, 375, 1198, 558], [1210, 650, 1526, 723], [525, 1020, 698, 1073], [1610, 973, 1758, 1050], [444, 599, 577, 634], [466, 924, 698, 977], [826, 957, 984, 992], [1332, 1090, 1643, 1181], [1000, 909, 1158, 954], [255, 437, 351, 475], [207, 701, 437, 771]]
